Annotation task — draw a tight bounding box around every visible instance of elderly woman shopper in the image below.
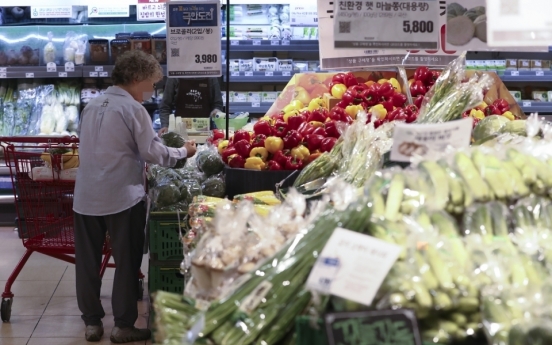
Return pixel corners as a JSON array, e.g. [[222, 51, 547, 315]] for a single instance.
[[73, 50, 196, 343]]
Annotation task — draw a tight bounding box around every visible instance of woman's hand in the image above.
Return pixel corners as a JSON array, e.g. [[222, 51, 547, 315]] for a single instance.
[[158, 127, 168, 136], [184, 140, 197, 157]]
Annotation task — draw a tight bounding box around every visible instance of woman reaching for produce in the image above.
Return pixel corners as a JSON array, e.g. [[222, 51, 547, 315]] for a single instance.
[[73, 50, 197, 343]]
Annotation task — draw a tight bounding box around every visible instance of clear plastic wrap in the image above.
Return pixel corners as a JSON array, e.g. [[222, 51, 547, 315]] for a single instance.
[[201, 173, 226, 198], [195, 145, 224, 178]]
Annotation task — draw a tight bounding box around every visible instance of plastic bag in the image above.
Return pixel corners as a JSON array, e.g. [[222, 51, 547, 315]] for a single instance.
[[43, 32, 57, 64], [201, 173, 226, 198], [195, 145, 224, 178]]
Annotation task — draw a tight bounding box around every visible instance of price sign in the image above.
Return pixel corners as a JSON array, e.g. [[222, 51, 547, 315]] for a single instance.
[[46, 62, 57, 72], [251, 102, 260, 107], [244, 71, 253, 77], [0, 67, 6, 72], [270, 40, 279, 46], [99, 71, 108, 77], [290, 0, 318, 26], [306, 228, 401, 305], [231, 71, 240, 77], [64, 62, 75, 72], [281, 40, 290, 46], [58, 72, 68, 77], [0, 73, 6, 78], [230, 40, 240, 46], [511, 70, 520, 76], [324, 309, 423, 345], [252, 40, 261, 46], [25, 73, 34, 78], [89, 71, 99, 77], [523, 101, 532, 107], [282, 71, 291, 77], [167, 1, 222, 78], [334, 0, 438, 49], [265, 71, 274, 77], [95, 66, 104, 72], [390, 118, 473, 163], [536, 71, 545, 77]]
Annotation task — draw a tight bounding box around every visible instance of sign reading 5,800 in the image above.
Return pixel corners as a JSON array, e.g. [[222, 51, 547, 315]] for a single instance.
[[334, 0, 439, 50]]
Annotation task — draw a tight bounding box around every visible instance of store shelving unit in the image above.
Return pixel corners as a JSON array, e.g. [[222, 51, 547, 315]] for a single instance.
[[225, 39, 319, 52]]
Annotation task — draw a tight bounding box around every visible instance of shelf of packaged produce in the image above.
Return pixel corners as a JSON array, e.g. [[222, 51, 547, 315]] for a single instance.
[[222, 40, 319, 52], [0, 66, 83, 79], [500, 70, 552, 82], [519, 102, 552, 114], [224, 71, 295, 83], [226, 102, 272, 113]]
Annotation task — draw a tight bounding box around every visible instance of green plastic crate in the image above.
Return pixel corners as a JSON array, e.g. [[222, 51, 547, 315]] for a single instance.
[[149, 212, 186, 261], [148, 261, 186, 295], [296, 316, 328, 345]]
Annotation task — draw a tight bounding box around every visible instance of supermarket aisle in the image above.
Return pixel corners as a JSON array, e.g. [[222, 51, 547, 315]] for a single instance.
[[0, 227, 151, 345]]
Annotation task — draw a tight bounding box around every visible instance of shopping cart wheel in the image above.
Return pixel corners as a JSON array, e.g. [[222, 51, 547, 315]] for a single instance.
[[1, 298, 12, 322], [137, 279, 144, 301]]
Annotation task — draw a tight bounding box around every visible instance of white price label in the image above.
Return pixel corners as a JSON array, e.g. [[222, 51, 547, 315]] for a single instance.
[[281, 40, 290, 46], [25, 73, 34, 78], [0, 73, 6, 78], [166, 1, 221, 78], [230, 40, 240, 46], [390, 118, 473, 163], [290, 0, 318, 27], [270, 40, 279, 46], [231, 72, 240, 77], [252, 40, 261, 46], [95, 66, 104, 72], [282, 71, 291, 77], [306, 228, 401, 306], [251, 102, 261, 107], [334, 0, 438, 49], [245, 71, 253, 77], [46, 62, 57, 72], [511, 71, 520, 76], [0, 67, 6, 72], [523, 101, 532, 107], [536, 71, 545, 76], [64, 62, 75, 72], [265, 71, 274, 76], [89, 72, 99, 77], [58, 72, 68, 77], [99, 71, 109, 77]]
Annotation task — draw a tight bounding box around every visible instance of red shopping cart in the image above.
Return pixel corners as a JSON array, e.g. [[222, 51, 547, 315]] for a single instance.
[[0, 136, 144, 322]]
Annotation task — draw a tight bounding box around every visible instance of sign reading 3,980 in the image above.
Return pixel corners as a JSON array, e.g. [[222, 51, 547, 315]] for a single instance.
[[166, 1, 221, 78], [333, 0, 439, 50]]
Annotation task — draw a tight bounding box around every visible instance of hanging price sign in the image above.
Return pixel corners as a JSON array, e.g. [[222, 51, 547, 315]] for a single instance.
[[167, 0, 221, 78], [333, 0, 439, 49]]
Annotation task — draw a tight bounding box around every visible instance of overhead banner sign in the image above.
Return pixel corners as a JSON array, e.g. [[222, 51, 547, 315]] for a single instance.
[[88, 5, 130, 17], [166, 1, 222, 78], [333, 0, 439, 50], [486, 0, 552, 48]]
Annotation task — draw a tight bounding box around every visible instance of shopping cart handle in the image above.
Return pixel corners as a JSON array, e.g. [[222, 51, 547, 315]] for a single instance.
[[0, 136, 80, 145]]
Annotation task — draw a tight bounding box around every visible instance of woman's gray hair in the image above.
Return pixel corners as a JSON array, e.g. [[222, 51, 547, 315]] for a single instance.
[[111, 50, 164, 86]]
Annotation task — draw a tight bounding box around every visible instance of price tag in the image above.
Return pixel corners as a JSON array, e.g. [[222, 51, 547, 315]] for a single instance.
[[523, 101, 532, 107], [58, 72, 68, 77], [230, 40, 240, 46], [281, 40, 290, 46], [89, 71, 99, 77], [306, 228, 401, 306], [245, 71, 253, 77], [251, 102, 261, 107], [46, 62, 57, 72], [265, 71, 274, 77], [290, 0, 318, 27], [390, 118, 473, 163], [536, 71, 545, 76], [0, 72, 6, 78], [0, 67, 6, 72], [231, 71, 240, 77], [252, 40, 261, 46], [95, 66, 104, 72], [270, 40, 279, 46], [334, 0, 438, 50], [65, 62, 75, 72], [25, 73, 34, 78], [282, 71, 291, 77], [511, 70, 520, 76], [167, 1, 222, 78], [99, 71, 109, 77]]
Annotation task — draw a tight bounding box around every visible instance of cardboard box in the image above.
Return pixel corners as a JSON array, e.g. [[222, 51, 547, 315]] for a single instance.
[[323, 93, 340, 110]]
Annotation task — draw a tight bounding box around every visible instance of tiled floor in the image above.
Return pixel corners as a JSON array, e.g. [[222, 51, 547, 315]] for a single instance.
[[0, 227, 152, 345]]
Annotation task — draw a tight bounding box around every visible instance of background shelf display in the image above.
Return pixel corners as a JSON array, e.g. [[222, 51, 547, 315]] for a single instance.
[[224, 71, 296, 83], [223, 40, 319, 52], [500, 70, 552, 82], [0, 66, 83, 79], [226, 102, 272, 113]]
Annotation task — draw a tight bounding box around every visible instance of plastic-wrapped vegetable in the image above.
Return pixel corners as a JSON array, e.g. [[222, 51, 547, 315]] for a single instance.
[[201, 173, 226, 198], [195, 146, 224, 177]]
